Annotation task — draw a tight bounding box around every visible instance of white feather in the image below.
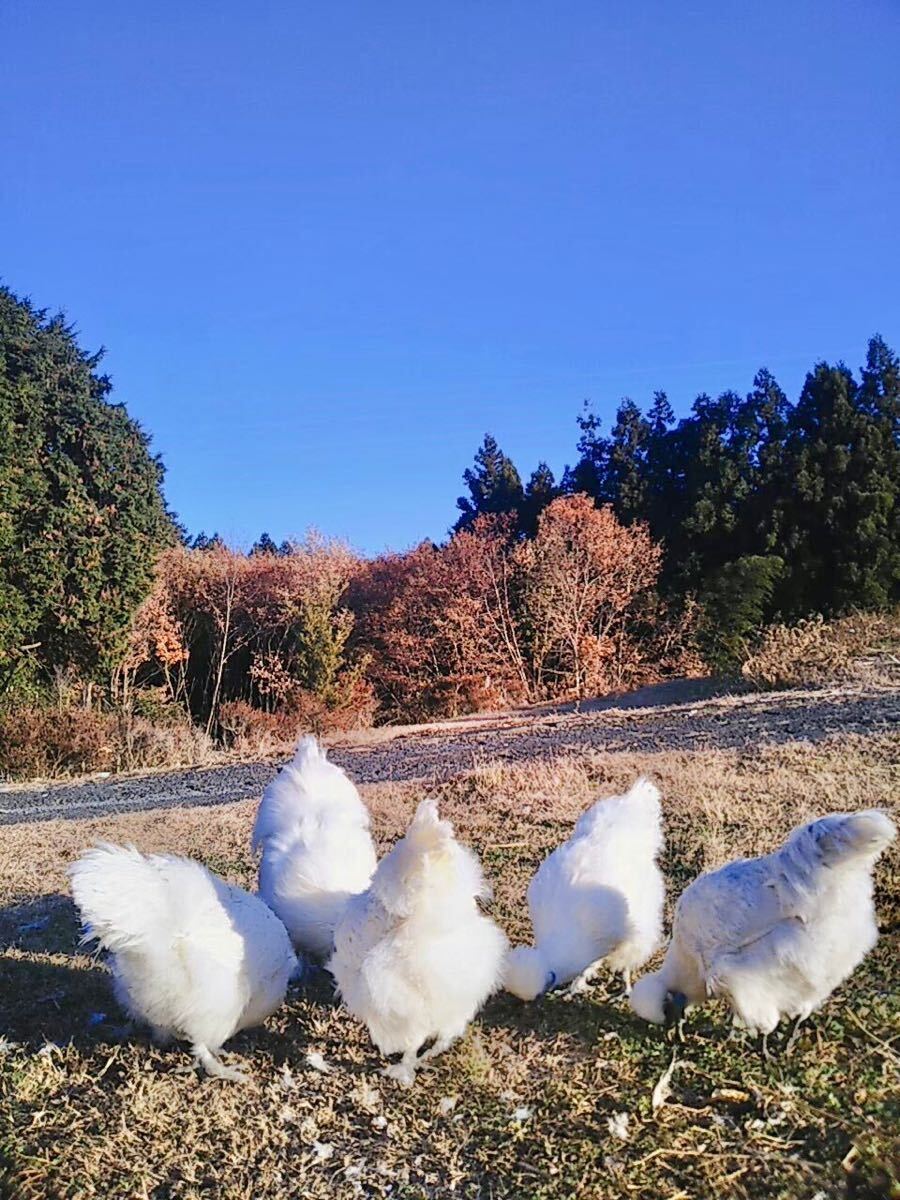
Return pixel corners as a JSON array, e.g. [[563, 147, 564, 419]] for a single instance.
[[328, 798, 507, 1084], [252, 735, 377, 958], [504, 776, 665, 1000], [630, 809, 896, 1034], [68, 843, 297, 1078]]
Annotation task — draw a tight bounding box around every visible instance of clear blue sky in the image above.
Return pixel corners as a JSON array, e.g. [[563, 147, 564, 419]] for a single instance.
[[3, 2, 898, 554]]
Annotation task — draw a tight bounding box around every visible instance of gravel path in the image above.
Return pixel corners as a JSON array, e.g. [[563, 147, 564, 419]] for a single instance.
[[1, 683, 897, 826]]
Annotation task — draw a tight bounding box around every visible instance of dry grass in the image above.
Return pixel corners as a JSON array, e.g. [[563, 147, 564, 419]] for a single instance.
[[1, 736, 898, 1199], [0, 705, 216, 783], [743, 610, 900, 691]]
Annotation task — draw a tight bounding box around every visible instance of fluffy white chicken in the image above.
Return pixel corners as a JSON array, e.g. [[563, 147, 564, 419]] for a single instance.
[[252, 736, 377, 959], [69, 843, 297, 1081], [504, 776, 665, 1001], [630, 809, 896, 1050], [328, 798, 507, 1086]]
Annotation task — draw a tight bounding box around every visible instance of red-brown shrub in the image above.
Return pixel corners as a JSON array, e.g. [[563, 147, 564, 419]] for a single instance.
[[218, 700, 299, 757], [0, 707, 117, 779], [219, 675, 378, 756], [348, 518, 528, 722], [123, 535, 370, 733], [0, 703, 217, 780]]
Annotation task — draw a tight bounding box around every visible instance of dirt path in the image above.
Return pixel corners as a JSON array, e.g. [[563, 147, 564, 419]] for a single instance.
[[1, 681, 897, 826]]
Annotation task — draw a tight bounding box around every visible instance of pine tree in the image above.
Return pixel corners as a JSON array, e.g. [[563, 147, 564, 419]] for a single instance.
[[569, 402, 607, 499], [644, 390, 676, 539], [659, 385, 791, 593], [295, 599, 354, 701], [856, 337, 900, 607], [605, 399, 652, 524], [740, 368, 791, 564], [648, 390, 674, 438], [774, 346, 900, 616], [570, 398, 653, 522], [564, 338, 899, 627], [250, 531, 279, 556], [191, 531, 224, 551], [454, 434, 525, 532], [520, 462, 558, 537]]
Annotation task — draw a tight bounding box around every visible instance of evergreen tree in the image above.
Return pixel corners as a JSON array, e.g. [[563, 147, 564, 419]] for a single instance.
[[571, 392, 675, 538], [191, 531, 224, 551], [570, 397, 654, 522], [857, 337, 900, 606], [520, 462, 559, 537], [699, 554, 785, 671], [569, 402, 607, 499], [0, 286, 175, 689], [675, 392, 751, 582], [655, 381, 793, 594], [605, 399, 652, 523], [454, 434, 524, 532], [295, 598, 354, 701], [250, 531, 279, 556], [859, 334, 900, 414], [740, 368, 791, 562], [647, 390, 674, 438], [774, 347, 900, 616], [644, 390, 676, 538]]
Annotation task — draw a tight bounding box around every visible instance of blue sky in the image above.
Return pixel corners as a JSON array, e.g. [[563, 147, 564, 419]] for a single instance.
[[3, 2, 898, 554]]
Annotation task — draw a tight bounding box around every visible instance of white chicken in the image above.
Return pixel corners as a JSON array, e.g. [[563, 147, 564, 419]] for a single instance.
[[69, 843, 297, 1081], [630, 809, 896, 1052], [503, 776, 665, 1001], [252, 735, 377, 959], [328, 798, 508, 1086]]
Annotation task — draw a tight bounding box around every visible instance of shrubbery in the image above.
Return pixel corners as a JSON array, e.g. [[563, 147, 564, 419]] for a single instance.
[[0, 703, 213, 779], [741, 610, 900, 690], [698, 555, 785, 672]]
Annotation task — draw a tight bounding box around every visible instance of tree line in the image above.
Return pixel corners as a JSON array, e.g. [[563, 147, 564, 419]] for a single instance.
[[455, 339, 900, 665], [1, 283, 897, 765]]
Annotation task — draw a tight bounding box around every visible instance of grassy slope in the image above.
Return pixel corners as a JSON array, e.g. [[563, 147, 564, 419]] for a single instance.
[[1, 737, 898, 1199]]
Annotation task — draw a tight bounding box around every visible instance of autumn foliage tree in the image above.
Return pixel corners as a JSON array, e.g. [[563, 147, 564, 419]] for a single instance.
[[125, 534, 375, 735], [349, 501, 672, 718], [348, 520, 529, 722], [514, 495, 663, 697]]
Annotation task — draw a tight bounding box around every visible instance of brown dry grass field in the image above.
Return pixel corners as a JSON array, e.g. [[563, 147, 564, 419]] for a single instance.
[[1, 734, 898, 1199]]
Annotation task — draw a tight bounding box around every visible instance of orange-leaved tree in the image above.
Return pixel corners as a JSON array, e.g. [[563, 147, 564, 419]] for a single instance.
[[124, 534, 374, 735], [515, 494, 663, 698], [348, 517, 528, 722]]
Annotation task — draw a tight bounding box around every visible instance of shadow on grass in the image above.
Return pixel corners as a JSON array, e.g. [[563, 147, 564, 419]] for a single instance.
[[479, 978, 652, 1049], [0, 893, 82, 955], [229, 964, 345, 1069], [0, 903, 369, 1081], [0, 893, 121, 1056], [1, 954, 113, 1048], [1, 893, 115, 1049]]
